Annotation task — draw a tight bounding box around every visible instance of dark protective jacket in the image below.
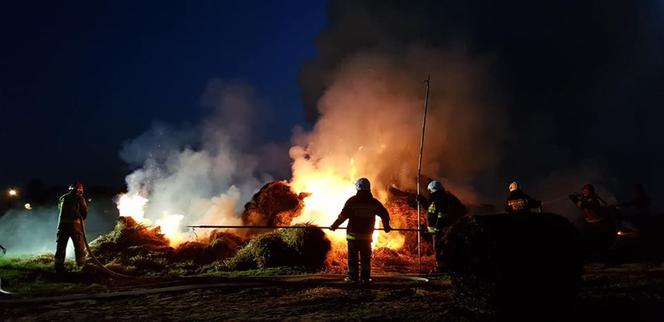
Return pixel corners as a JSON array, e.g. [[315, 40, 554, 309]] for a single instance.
[[331, 190, 390, 241], [505, 189, 542, 214], [427, 190, 467, 233], [58, 191, 88, 226], [570, 192, 607, 223]]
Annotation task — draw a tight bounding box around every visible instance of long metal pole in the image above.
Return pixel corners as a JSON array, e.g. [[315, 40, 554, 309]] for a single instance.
[[417, 75, 431, 271], [187, 225, 421, 232]]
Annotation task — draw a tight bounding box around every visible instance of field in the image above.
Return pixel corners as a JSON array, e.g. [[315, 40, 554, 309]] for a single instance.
[[2, 256, 664, 321]]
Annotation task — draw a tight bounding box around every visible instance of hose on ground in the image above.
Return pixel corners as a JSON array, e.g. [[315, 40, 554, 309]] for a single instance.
[[79, 218, 136, 279]]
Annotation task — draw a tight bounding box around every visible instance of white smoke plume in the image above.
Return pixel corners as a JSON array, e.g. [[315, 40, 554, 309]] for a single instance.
[[118, 80, 288, 240]]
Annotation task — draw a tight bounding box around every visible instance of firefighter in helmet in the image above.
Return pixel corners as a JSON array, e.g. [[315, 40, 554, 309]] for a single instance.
[[569, 183, 608, 223], [54, 181, 88, 273], [330, 178, 392, 284], [505, 181, 542, 214], [426, 180, 467, 272]]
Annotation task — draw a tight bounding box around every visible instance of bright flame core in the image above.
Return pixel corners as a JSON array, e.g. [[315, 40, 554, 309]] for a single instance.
[[156, 213, 185, 245], [290, 169, 405, 250], [116, 193, 186, 246], [117, 193, 148, 223]]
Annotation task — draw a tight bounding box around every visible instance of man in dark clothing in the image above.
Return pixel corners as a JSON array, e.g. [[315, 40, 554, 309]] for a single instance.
[[505, 181, 542, 214], [426, 180, 467, 272], [570, 183, 608, 224], [330, 178, 392, 284], [54, 181, 88, 273]]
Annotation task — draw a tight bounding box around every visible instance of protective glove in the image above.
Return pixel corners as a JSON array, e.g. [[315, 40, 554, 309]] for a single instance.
[[330, 225, 337, 232], [384, 225, 392, 233]]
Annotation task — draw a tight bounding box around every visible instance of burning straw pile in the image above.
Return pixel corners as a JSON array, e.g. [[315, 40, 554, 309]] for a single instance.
[[89, 217, 246, 274], [90, 182, 331, 275]]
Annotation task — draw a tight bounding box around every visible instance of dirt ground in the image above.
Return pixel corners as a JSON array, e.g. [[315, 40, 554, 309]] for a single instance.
[[2, 264, 664, 321]]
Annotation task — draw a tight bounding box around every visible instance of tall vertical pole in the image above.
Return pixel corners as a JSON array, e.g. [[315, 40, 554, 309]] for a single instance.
[[417, 75, 431, 271]]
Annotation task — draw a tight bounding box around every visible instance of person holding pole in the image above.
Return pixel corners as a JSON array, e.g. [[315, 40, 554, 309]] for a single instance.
[[426, 180, 466, 273], [330, 178, 392, 284]]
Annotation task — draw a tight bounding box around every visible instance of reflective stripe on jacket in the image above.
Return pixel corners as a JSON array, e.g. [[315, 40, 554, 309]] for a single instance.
[[427, 190, 466, 233]]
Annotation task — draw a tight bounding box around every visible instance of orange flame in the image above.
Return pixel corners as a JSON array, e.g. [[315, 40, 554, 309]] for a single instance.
[[116, 193, 187, 246], [289, 157, 405, 250]]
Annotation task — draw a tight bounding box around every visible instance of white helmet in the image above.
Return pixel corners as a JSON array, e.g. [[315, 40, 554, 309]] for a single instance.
[[509, 181, 519, 192], [355, 178, 371, 191], [427, 180, 443, 193]]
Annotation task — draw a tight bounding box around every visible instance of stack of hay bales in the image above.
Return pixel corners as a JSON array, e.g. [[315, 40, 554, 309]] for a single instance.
[[443, 213, 582, 320]]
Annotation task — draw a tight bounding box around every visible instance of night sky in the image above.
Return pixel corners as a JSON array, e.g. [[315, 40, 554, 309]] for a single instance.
[[2, 0, 664, 201], [1, 0, 327, 187]]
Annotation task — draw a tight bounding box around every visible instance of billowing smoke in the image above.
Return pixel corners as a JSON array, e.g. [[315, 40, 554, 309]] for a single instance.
[[119, 80, 289, 240], [299, 0, 664, 208], [292, 48, 506, 203]]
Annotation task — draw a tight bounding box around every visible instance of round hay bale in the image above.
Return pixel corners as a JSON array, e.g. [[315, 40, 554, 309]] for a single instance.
[[224, 227, 331, 271], [224, 232, 293, 270], [172, 231, 245, 265], [443, 213, 582, 319], [241, 181, 305, 231], [279, 227, 331, 270]]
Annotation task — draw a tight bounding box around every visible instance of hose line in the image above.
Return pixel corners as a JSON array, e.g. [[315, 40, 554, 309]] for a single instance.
[[79, 218, 136, 279]]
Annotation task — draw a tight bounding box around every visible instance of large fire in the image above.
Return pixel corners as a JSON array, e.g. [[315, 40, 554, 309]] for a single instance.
[[289, 157, 405, 250], [117, 168, 407, 250]]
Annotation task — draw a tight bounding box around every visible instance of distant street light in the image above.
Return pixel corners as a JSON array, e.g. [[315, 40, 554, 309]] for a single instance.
[[7, 188, 18, 198], [24, 203, 32, 210]]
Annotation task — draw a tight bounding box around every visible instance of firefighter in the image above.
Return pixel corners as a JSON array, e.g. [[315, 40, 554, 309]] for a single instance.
[[330, 178, 392, 284], [505, 181, 542, 214], [426, 180, 467, 273], [569, 183, 608, 223], [54, 181, 88, 273]]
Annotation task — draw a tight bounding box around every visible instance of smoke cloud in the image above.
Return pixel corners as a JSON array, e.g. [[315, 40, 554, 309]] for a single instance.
[[119, 80, 289, 237], [299, 0, 664, 208], [292, 48, 506, 203]]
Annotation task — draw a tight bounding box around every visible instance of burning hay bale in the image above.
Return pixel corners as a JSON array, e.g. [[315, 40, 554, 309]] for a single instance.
[[90, 217, 173, 261], [443, 213, 582, 319], [90, 217, 251, 274], [224, 226, 331, 271], [241, 181, 306, 231], [172, 231, 246, 265]]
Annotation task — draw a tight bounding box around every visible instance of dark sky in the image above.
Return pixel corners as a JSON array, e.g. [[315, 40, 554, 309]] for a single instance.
[[0, 0, 327, 187]]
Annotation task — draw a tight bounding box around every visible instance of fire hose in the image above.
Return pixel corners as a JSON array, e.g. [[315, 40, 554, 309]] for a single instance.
[[79, 218, 136, 279]]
